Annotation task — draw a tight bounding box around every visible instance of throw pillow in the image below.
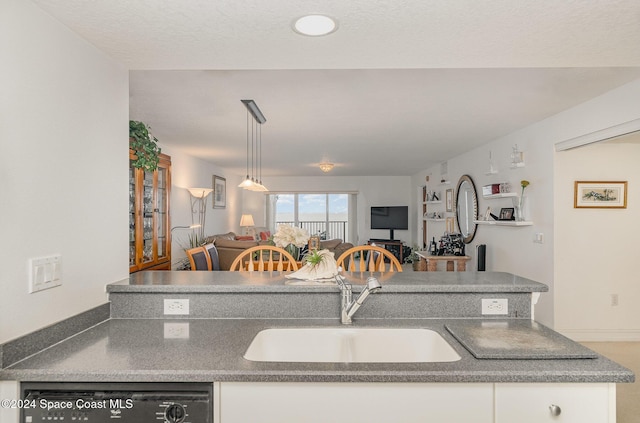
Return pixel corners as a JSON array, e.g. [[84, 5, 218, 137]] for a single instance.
[[259, 231, 271, 241]]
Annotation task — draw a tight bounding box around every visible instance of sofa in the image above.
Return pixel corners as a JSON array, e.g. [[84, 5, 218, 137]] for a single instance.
[[203, 231, 354, 271]]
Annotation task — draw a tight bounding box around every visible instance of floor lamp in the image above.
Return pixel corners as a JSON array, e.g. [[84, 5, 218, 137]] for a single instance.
[[187, 188, 213, 243]]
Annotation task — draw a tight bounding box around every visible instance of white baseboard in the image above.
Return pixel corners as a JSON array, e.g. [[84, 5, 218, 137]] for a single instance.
[[556, 328, 640, 342]]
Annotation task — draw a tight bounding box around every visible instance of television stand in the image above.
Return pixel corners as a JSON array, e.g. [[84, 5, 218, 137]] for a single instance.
[[367, 239, 404, 263]]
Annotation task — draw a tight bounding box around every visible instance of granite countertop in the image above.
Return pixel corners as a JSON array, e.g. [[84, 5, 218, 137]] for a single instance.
[[1, 318, 633, 384], [108, 271, 549, 293]]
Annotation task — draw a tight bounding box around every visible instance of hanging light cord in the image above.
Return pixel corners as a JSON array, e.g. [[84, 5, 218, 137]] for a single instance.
[[245, 109, 250, 180]]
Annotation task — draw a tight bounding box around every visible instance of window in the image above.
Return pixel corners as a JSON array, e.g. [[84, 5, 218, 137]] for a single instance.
[[266, 193, 356, 243]]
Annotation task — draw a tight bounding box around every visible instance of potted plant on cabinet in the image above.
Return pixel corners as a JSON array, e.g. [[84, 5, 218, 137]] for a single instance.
[[129, 120, 161, 171]]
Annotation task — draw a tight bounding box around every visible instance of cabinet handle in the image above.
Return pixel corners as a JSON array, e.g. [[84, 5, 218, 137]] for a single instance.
[[549, 404, 562, 417]]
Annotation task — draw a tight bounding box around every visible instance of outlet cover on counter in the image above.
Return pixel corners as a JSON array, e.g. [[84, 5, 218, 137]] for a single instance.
[[481, 298, 508, 315], [164, 299, 190, 315]]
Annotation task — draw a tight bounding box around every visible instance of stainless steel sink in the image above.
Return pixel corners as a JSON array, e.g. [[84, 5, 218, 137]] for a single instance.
[[244, 327, 461, 363]]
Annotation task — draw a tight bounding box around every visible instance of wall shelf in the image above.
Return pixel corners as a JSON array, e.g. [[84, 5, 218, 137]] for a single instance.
[[483, 193, 517, 199], [425, 218, 445, 222], [425, 200, 442, 204], [474, 220, 533, 227]]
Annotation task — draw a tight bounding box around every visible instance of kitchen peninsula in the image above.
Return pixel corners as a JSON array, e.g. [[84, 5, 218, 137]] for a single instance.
[[0, 271, 634, 422]]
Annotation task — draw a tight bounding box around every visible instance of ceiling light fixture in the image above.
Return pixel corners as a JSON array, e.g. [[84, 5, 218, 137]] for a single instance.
[[319, 162, 334, 173], [293, 14, 338, 37], [238, 100, 268, 192]]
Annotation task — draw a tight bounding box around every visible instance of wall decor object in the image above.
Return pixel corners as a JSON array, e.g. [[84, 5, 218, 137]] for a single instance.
[[445, 189, 454, 212], [308, 236, 321, 250], [574, 181, 627, 209], [446, 217, 455, 234], [499, 207, 515, 221], [212, 175, 227, 208]]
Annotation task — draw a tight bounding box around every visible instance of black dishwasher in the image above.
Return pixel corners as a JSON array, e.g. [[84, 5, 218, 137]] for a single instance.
[[21, 382, 212, 423]]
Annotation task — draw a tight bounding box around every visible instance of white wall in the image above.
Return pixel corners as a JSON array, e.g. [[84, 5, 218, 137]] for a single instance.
[[555, 140, 640, 341], [0, 0, 128, 343], [413, 135, 554, 326], [412, 77, 640, 329], [254, 176, 413, 245], [159, 146, 243, 266]]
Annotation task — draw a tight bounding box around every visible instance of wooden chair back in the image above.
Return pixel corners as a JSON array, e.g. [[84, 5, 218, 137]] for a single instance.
[[186, 246, 212, 271], [336, 245, 403, 272], [229, 245, 300, 272], [202, 243, 220, 270]]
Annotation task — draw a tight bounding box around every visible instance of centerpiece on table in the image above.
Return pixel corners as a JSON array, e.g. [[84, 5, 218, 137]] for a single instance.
[[272, 224, 310, 261], [285, 248, 340, 282]]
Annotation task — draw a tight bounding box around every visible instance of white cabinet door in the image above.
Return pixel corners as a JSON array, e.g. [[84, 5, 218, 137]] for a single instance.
[[495, 383, 613, 423], [220, 382, 493, 423]]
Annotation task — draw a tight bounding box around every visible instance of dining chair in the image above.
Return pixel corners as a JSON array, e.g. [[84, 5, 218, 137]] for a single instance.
[[336, 245, 403, 272], [202, 243, 220, 270], [186, 246, 212, 271], [229, 245, 300, 272]]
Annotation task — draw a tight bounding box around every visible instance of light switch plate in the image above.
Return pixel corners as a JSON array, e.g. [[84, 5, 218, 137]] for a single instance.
[[481, 298, 508, 315], [29, 254, 62, 293]]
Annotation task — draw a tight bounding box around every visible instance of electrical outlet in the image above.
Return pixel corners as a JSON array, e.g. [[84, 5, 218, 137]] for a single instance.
[[163, 322, 190, 339], [482, 298, 508, 315], [164, 299, 190, 315]]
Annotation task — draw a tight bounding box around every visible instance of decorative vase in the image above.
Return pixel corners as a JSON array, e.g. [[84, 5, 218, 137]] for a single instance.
[[285, 244, 300, 261], [515, 196, 528, 221]]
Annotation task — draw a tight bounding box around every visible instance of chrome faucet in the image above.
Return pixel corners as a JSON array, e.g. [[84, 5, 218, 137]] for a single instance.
[[335, 273, 382, 324]]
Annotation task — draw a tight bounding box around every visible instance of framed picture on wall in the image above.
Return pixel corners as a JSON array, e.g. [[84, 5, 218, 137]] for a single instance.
[[574, 181, 627, 208], [445, 189, 454, 212], [212, 175, 226, 209], [446, 217, 455, 234]]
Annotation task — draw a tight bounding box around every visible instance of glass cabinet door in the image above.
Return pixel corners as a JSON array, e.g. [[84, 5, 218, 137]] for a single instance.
[[156, 163, 169, 261], [141, 170, 155, 265]]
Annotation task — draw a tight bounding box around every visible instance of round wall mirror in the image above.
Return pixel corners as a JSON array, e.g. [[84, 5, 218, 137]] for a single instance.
[[455, 175, 478, 243]]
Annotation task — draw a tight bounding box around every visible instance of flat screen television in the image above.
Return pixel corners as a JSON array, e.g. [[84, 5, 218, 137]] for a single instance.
[[370, 206, 408, 240]]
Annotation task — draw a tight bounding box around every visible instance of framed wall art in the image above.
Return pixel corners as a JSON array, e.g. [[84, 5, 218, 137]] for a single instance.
[[445, 188, 454, 212], [212, 175, 226, 209], [574, 181, 627, 209]]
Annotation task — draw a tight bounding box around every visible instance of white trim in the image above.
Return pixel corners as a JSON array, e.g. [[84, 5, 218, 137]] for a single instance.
[[555, 328, 640, 342], [0, 381, 20, 423], [266, 190, 359, 194], [555, 118, 640, 151], [608, 384, 616, 423]]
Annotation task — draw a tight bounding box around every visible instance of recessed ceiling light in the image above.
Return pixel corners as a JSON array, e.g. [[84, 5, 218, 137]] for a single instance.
[[293, 15, 338, 37]]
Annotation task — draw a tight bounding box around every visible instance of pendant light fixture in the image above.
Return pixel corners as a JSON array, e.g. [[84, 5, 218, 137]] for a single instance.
[[238, 100, 268, 191]]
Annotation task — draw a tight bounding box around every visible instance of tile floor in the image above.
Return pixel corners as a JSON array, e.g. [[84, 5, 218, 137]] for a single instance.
[[581, 342, 640, 423]]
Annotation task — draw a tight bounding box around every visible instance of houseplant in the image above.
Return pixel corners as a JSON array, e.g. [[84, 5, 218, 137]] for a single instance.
[[404, 245, 423, 271], [129, 120, 161, 171]]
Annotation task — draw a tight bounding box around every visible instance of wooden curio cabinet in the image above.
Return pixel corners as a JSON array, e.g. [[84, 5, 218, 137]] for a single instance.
[[129, 150, 171, 273]]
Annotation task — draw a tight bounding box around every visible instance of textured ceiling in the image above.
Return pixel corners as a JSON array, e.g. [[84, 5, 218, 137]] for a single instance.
[[32, 0, 640, 176]]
